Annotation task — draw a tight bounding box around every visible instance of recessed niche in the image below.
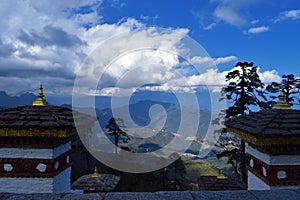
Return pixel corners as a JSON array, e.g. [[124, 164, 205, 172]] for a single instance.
[[3, 164, 13, 172], [66, 155, 70, 163], [277, 171, 287, 179], [250, 159, 254, 168], [36, 163, 47, 172], [262, 167, 267, 177], [55, 161, 60, 170]]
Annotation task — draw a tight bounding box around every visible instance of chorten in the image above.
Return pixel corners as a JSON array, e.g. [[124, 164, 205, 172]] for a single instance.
[[0, 85, 96, 193], [32, 84, 48, 106], [225, 92, 300, 190]]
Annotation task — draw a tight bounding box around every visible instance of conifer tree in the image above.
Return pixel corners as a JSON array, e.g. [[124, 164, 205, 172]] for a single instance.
[[106, 118, 130, 154], [224, 61, 269, 117], [220, 61, 268, 183], [266, 74, 300, 105]]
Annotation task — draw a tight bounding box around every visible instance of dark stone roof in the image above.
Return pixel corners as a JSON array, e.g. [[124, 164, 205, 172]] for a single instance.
[[225, 109, 300, 136], [0, 105, 75, 128], [225, 109, 300, 146], [0, 105, 97, 138], [197, 176, 247, 190], [71, 174, 120, 192]]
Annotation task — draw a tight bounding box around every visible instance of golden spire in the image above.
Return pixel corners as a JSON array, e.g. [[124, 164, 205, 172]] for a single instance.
[[32, 84, 48, 106], [273, 90, 291, 110], [217, 169, 227, 179], [92, 166, 100, 178]]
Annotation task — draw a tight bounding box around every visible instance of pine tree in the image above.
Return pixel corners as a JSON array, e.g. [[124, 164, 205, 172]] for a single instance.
[[224, 61, 269, 117], [221, 61, 268, 183], [266, 74, 300, 106], [106, 118, 130, 154]]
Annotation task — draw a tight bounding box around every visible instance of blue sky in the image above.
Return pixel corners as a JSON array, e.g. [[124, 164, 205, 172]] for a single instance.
[[0, 0, 299, 103], [100, 0, 300, 73]]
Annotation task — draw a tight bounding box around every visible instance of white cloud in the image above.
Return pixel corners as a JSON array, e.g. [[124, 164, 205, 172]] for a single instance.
[[187, 55, 237, 67], [87, 59, 281, 96], [257, 68, 281, 83], [203, 23, 216, 30], [185, 136, 197, 141], [208, 1, 264, 28], [186, 69, 227, 86], [177, 67, 281, 91], [244, 26, 269, 34], [0, 0, 281, 98], [214, 6, 246, 26], [275, 9, 300, 23], [214, 56, 238, 64], [251, 20, 259, 25], [284, 10, 300, 20], [0, 0, 102, 95], [212, 0, 262, 27]]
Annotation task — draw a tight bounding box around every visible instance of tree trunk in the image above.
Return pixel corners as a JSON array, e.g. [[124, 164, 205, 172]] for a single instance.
[[240, 139, 247, 184], [114, 135, 118, 154]]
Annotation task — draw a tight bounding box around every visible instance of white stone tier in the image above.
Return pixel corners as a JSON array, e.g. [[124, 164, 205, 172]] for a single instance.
[[0, 141, 71, 159], [246, 143, 300, 166], [248, 171, 270, 190], [0, 167, 71, 193]]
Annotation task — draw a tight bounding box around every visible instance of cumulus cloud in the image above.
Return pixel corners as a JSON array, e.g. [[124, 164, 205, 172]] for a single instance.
[[257, 68, 281, 83], [244, 26, 269, 34], [0, 39, 15, 57], [18, 25, 84, 48], [0, 0, 102, 95], [87, 63, 281, 96], [90, 52, 237, 96], [0, 0, 281, 98]]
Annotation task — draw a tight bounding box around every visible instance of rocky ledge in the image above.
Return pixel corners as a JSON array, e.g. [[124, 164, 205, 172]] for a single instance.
[[1, 190, 300, 200]]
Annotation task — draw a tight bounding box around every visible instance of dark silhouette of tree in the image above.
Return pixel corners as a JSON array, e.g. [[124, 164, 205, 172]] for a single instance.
[[212, 109, 241, 178], [224, 61, 269, 117], [106, 118, 130, 154], [266, 74, 300, 105], [219, 61, 269, 183], [164, 153, 187, 190]]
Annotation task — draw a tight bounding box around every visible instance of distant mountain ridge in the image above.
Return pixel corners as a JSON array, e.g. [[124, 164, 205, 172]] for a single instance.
[[0, 91, 37, 108], [88, 100, 212, 155], [0, 91, 214, 156]]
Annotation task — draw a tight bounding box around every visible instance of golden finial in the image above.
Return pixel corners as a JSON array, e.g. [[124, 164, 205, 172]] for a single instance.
[[92, 166, 100, 178], [32, 84, 48, 106], [273, 90, 291, 110], [217, 169, 226, 179]]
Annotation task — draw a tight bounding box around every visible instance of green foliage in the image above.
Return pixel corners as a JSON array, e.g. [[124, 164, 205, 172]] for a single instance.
[[167, 155, 186, 182], [217, 61, 269, 183], [266, 74, 300, 105], [106, 118, 131, 153], [184, 160, 218, 183], [223, 61, 269, 118]]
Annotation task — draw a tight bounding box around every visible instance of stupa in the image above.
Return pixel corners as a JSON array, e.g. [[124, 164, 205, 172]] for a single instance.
[[225, 91, 300, 190], [0, 85, 95, 193]]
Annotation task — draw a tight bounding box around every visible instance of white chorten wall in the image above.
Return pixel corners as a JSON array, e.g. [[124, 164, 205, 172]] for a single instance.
[[0, 167, 71, 194], [246, 143, 300, 166], [53, 167, 71, 193], [246, 142, 300, 190], [248, 171, 270, 190], [0, 141, 71, 159], [0, 141, 71, 194]]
